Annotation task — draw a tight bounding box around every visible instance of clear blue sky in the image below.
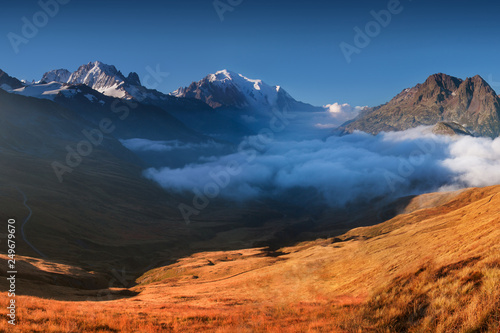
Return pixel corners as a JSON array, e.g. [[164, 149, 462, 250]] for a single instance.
[[1, 0, 499, 107]]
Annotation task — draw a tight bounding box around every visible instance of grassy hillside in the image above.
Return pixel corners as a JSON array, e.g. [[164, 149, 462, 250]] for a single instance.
[[1, 185, 499, 332]]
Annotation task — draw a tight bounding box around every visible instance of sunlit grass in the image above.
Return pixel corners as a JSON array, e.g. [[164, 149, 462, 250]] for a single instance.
[[2, 186, 500, 332]]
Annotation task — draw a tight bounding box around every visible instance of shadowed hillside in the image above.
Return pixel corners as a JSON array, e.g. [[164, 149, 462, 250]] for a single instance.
[[1, 185, 499, 332]]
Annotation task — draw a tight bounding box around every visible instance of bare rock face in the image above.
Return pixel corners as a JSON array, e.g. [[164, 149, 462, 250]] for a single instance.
[[431, 122, 472, 136], [342, 73, 500, 138]]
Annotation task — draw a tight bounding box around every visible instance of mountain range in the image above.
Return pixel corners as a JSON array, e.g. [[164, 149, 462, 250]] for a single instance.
[[1, 62, 500, 332], [5, 63, 500, 139], [21, 62, 320, 115], [1, 64, 499, 196], [0, 63, 497, 253]]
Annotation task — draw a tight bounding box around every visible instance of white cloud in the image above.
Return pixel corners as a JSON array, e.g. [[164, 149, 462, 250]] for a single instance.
[[314, 123, 337, 129], [443, 136, 500, 187], [317, 103, 366, 128], [120, 138, 225, 152], [142, 126, 500, 209]]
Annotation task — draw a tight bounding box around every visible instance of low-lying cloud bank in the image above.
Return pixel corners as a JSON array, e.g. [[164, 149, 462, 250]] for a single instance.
[[120, 138, 225, 152], [142, 127, 500, 207]]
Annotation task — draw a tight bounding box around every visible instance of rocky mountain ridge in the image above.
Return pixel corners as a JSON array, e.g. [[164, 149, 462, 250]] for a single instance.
[[341, 73, 500, 137]]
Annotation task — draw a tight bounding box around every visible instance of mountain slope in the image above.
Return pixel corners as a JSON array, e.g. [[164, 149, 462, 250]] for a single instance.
[[0, 88, 307, 274], [2, 185, 499, 332], [0, 69, 24, 90], [342, 73, 500, 137], [50, 83, 207, 142], [50, 83, 234, 167], [8, 80, 213, 148], [0, 88, 200, 272]]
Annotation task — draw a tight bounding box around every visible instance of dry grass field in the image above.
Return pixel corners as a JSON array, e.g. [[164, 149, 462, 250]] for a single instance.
[[1, 185, 500, 332]]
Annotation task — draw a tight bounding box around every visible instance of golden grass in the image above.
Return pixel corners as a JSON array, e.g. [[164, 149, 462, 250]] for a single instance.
[[2, 186, 500, 332], [338, 253, 500, 332], [0, 295, 352, 332]]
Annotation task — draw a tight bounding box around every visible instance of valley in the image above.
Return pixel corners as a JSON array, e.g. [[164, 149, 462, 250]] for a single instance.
[[2, 1, 500, 331], [1, 63, 500, 332]]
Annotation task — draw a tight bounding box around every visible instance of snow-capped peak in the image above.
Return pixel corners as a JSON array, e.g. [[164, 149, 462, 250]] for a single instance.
[[66, 61, 127, 97], [38, 61, 150, 100], [209, 69, 266, 92], [208, 69, 235, 83], [171, 69, 293, 110], [41, 69, 71, 84]]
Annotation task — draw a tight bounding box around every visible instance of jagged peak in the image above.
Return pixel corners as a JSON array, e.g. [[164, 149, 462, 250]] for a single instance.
[[69, 61, 125, 83], [81, 61, 120, 75], [454, 75, 495, 94], [467, 74, 489, 85], [423, 73, 462, 91], [127, 72, 141, 86]]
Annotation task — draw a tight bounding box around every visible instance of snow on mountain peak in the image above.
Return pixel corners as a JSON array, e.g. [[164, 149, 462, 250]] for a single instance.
[[209, 69, 234, 82], [66, 61, 126, 97], [11, 82, 79, 101], [41, 69, 71, 84], [183, 69, 282, 109], [38, 61, 148, 100], [171, 69, 322, 112]]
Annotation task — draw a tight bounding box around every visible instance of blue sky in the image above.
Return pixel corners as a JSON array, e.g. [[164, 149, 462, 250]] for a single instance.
[[1, 0, 500, 107]]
